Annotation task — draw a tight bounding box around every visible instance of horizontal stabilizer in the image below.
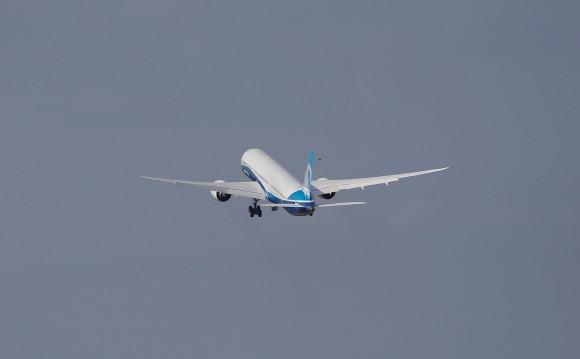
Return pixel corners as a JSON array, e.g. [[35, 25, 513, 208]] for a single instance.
[[317, 201, 366, 208], [260, 201, 366, 208], [260, 203, 307, 208]]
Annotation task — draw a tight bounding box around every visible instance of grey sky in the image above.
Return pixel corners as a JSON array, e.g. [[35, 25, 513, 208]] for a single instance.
[[1, 0, 579, 358]]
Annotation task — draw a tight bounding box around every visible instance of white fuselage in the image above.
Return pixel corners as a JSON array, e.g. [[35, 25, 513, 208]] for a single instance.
[[240, 148, 314, 215]]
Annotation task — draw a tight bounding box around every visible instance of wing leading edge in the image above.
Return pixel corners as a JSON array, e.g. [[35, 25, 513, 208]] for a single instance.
[[311, 167, 449, 194], [140, 176, 265, 199]]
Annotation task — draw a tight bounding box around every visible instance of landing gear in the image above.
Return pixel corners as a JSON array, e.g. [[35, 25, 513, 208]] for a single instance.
[[248, 199, 262, 218]]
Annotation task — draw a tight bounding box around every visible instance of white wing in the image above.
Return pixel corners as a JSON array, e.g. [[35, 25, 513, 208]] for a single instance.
[[312, 167, 448, 194], [140, 176, 265, 199]]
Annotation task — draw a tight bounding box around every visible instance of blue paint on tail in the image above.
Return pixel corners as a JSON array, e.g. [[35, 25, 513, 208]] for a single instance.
[[302, 150, 315, 200]]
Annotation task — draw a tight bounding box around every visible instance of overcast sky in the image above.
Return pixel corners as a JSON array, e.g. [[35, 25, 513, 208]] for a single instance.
[[1, 0, 579, 358]]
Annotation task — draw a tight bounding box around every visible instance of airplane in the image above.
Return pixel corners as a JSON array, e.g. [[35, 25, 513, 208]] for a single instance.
[[141, 148, 448, 218]]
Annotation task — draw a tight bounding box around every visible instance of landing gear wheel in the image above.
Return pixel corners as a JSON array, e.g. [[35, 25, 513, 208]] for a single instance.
[[249, 199, 262, 218]]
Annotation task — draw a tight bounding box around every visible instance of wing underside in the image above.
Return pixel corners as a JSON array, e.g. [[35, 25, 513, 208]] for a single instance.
[[312, 167, 448, 194], [141, 166, 448, 203], [140, 176, 265, 199]]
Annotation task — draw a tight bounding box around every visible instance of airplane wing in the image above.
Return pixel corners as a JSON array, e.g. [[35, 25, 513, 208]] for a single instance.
[[140, 176, 266, 199], [311, 167, 449, 194]]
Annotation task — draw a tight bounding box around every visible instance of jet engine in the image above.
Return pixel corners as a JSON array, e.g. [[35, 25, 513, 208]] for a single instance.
[[319, 192, 336, 199], [315, 178, 336, 199], [210, 180, 231, 202]]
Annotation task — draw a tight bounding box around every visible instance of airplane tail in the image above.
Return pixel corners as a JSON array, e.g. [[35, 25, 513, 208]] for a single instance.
[[302, 150, 315, 199]]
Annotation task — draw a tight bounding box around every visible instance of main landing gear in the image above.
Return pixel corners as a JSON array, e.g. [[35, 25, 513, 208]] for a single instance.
[[248, 199, 262, 218]]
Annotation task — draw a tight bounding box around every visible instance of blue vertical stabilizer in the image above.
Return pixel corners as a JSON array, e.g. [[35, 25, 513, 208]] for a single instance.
[[302, 150, 315, 200]]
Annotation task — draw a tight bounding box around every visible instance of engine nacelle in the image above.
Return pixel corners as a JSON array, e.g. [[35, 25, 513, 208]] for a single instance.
[[210, 180, 231, 202], [315, 178, 336, 199], [319, 192, 336, 200]]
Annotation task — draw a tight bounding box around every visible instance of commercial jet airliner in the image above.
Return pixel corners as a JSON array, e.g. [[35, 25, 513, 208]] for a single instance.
[[141, 148, 448, 218]]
